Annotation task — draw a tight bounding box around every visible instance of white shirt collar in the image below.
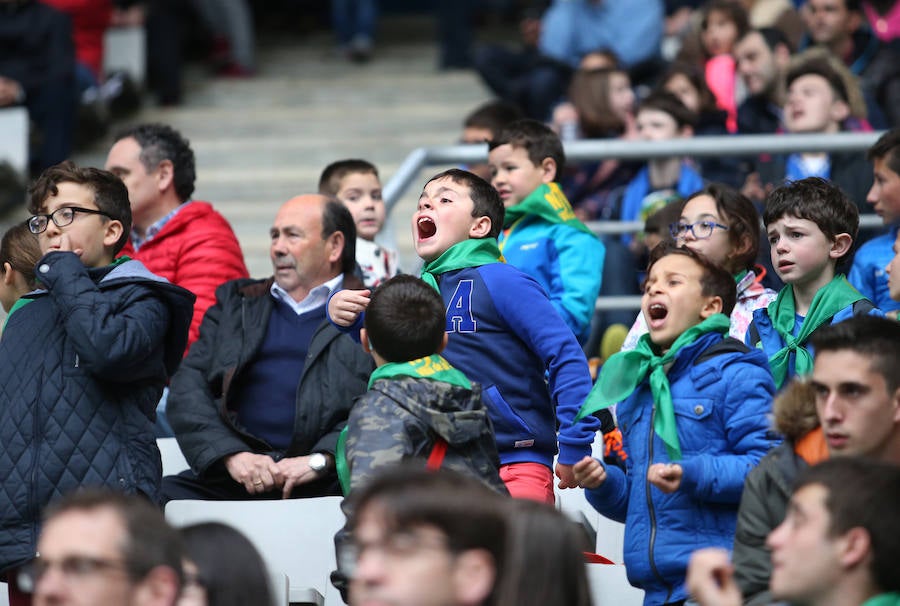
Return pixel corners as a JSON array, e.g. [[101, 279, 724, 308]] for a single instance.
[[270, 274, 343, 316]]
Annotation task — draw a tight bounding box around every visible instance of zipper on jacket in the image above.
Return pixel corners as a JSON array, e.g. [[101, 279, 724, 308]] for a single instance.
[[74, 353, 79, 368], [646, 404, 673, 603]]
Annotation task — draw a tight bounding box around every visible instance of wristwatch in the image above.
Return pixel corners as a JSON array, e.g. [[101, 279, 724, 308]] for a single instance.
[[309, 452, 330, 476]]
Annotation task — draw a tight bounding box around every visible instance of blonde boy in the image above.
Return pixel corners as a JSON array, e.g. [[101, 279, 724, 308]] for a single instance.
[[330, 168, 612, 502], [319, 159, 399, 288], [748, 177, 882, 389], [487, 119, 604, 342]]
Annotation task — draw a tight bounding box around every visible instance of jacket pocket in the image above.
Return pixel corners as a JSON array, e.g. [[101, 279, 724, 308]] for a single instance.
[[673, 398, 716, 453], [482, 386, 533, 448]]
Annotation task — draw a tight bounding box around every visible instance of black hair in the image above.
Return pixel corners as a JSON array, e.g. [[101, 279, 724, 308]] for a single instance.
[[867, 128, 900, 177], [637, 90, 698, 130], [322, 198, 357, 275], [181, 522, 274, 606], [463, 100, 525, 136], [646, 242, 738, 315], [0, 222, 41, 289], [364, 275, 446, 363], [488, 119, 566, 177], [114, 123, 196, 202], [763, 177, 858, 262], [810, 315, 900, 394], [793, 458, 900, 593], [424, 169, 505, 239]]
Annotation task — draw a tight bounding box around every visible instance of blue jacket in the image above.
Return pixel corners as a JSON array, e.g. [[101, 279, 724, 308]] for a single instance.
[[849, 225, 900, 313], [585, 333, 777, 605], [538, 0, 663, 68], [0, 253, 194, 573], [499, 213, 605, 343], [747, 294, 884, 383], [437, 264, 607, 467], [336, 262, 611, 467]]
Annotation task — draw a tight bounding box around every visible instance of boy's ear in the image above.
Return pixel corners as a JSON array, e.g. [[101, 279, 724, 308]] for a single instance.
[[837, 526, 872, 570], [436, 332, 448, 354], [155, 159, 175, 194], [102, 219, 125, 251], [468, 216, 492, 239], [828, 232, 853, 260], [540, 157, 558, 183], [699, 295, 724, 319], [830, 99, 850, 125], [360, 328, 372, 353]]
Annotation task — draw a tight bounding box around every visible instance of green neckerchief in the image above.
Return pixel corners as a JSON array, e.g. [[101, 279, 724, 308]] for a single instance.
[[861, 594, 900, 606], [576, 313, 731, 461], [111, 255, 131, 267], [367, 354, 472, 390], [766, 275, 864, 389], [503, 182, 594, 235], [337, 355, 472, 494], [420, 239, 503, 291], [2, 297, 32, 331], [733, 269, 748, 284]]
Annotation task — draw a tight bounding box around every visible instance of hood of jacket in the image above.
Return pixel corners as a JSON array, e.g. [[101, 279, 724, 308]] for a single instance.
[[369, 377, 494, 446], [772, 378, 819, 441]]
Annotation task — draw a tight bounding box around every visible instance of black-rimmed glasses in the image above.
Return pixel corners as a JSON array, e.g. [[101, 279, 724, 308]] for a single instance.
[[669, 220, 729, 240], [27, 207, 112, 235]]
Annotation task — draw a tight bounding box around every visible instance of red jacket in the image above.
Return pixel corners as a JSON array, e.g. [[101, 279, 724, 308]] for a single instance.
[[41, 0, 111, 79], [120, 201, 249, 354]]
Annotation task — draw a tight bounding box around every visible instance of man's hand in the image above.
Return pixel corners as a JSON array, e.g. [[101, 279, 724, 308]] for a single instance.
[[648, 463, 683, 493], [224, 452, 282, 495], [0, 77, 22, 107], [686, 548, 742, 606], [275, 455, 325, 499], [328, 289, 371, 327], [573, 455, 607, 489]]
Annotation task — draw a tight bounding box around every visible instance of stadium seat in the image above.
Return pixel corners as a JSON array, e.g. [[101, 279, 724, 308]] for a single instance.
[[165, 496, 346, 606]]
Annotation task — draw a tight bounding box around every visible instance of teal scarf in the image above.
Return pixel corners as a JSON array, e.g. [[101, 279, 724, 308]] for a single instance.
[[766, 275, 864, 388], [420, 239, 503, 291], [337, 355, 472, 494], [576, 314, 731, 460], [502, 182, 594, 235]]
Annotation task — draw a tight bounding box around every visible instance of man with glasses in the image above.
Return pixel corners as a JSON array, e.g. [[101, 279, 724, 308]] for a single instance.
[[25, 489, 184, 606], [0, 162, 194, 605], [339, 465, 508, 606]]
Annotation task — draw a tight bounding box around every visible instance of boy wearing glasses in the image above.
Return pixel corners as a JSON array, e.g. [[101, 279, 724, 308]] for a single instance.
[[0, 161, 194, 596]]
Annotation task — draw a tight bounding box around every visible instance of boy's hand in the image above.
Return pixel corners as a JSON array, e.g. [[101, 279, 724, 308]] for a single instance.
[[573, 455, 607, 489], [224, 452, 283, 495], [555, 463, 578, 489], [686, 548, 741, 606], [328, 289, 371, 327], [648, 463, 683, 493], [56, 233, 84, 258]]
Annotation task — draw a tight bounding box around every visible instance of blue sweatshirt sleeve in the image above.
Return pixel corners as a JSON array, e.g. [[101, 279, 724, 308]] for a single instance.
[[480, 264, 600, 464]]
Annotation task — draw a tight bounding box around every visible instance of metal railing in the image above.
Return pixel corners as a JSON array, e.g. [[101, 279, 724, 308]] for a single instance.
[[384, 131, 885, 311]]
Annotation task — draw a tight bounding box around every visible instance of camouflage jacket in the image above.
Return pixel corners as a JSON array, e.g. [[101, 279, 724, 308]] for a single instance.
[[346, 376, 507, 495]]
